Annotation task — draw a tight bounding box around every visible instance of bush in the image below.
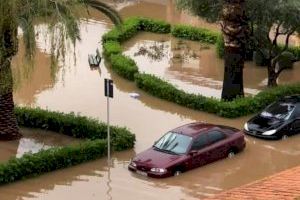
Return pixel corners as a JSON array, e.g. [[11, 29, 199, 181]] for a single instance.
[[103, 41, 122, 57], [15, 107, 135, 150], [278, 51, 296, 69], [216, 34, 224, 58], [134, 73, 221, 114], [280, 45, 300, 61], [0, 107, 135, 185], [138, 17, 171, 33], [110, 54, 139, 81], [0, 139, 107, 185], [135, 73, 300, 118], [102, 18, 140, 43], [253, 49, 269, 66], [171, 24, 219, 44]]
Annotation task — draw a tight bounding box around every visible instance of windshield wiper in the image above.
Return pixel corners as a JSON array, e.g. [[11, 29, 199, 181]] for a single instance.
[[153, 146, 178, 155]]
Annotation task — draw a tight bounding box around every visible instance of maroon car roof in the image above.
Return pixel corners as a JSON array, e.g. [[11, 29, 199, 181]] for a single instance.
[[171, 122, 222, 137]]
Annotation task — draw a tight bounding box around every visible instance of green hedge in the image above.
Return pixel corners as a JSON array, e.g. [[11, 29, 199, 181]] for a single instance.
[[102, 17, 171, 43], [0, 107, 135, 185], [135, 73, 300, 118], [216, 34, 225, 58], [138, 17, 171, 33], [135, 73, 220, 113], [15, 107, 135, 151], [0, 139, 107, 185], [110, 54, 139, 81], [171, 24, 218, 44], [103, 41, 122, 57], [102, 17, 140, 43]]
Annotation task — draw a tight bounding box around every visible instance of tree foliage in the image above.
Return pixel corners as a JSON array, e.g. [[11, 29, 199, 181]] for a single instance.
[[176, 0, 300, 87]]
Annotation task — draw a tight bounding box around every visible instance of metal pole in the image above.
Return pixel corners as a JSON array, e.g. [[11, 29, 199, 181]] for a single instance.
[[107, 84, 110, 164]]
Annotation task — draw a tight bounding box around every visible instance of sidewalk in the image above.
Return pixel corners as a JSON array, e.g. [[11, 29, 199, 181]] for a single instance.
[[205, 166, 300, 200]]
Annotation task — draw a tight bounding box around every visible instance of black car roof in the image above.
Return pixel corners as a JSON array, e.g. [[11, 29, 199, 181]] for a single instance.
[[279, 95, 300, 104]]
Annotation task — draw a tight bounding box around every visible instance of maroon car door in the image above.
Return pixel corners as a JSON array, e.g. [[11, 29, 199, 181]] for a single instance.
[[190, 134, 210, 168], [205, 130, 228, 163]]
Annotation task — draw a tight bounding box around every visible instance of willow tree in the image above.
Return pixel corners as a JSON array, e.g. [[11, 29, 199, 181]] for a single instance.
[[176, 0, 249, 101], [0, 0, 122, 140]]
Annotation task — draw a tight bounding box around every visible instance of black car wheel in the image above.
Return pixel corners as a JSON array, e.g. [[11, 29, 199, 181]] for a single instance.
[[282, 134, 288, 140]]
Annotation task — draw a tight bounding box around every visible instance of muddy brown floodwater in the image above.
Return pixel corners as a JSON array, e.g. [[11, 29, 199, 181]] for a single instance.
[[1, 1, 300, 200]]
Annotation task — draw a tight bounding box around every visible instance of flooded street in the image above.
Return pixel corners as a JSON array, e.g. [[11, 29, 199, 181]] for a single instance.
[[1, 0, 300, 200]]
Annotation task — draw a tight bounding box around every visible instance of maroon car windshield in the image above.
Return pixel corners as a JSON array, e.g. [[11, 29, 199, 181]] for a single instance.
[[154, 132, 193, 155]]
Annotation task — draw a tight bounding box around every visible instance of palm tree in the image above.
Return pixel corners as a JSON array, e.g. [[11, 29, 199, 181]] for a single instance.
[[176, 0, 249, 101], [0, 0, 122, 140], [221, 0, 248, 100]]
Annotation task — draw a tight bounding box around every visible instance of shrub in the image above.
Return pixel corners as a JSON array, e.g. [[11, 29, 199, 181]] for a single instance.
[[15, 107, 135, 150], [110, 54, 139, 81], [138, 17, 171, 33], [278, 51, 296, 69], [216, 34, 224, 58], [134, 73, 221, 114], [102, 18, 140, 43], [280, 45, 300, 61], [0, 107, 135, 185], [253, 49, 269, 66], [0, 139, 107, 185], [134, 73, 300, 118], [103, 41, 122, 57], [171, 24, 219, 44]]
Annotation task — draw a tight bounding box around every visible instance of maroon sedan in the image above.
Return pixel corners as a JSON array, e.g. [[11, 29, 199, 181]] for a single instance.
[[128, 122, 245, 178]]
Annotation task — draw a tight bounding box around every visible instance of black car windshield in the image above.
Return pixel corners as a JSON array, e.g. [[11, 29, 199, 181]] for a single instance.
[[261, 103, 295, 120], [154, 132, 193, 154]]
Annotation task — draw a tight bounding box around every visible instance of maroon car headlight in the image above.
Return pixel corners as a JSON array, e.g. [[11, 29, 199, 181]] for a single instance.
[[150, 168, 167, 173], [130, 162, 137, 168]]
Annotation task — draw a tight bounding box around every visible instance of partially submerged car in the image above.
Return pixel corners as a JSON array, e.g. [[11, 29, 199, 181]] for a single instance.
[[128, 122, 245, 178], [244, 95, 300, 139]]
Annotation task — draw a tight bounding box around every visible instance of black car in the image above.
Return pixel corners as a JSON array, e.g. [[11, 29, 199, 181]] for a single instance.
[[244, 95, 300, 139]]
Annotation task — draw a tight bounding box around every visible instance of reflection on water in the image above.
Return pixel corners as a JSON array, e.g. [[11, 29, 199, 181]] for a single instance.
[[3, 0, 300, 200], [0, 128, 80, 162]]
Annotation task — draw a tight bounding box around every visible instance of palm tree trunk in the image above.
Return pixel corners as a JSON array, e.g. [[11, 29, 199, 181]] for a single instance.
[[0, 60, 21, 140], [0, 1, 21, 140], [222, 47, 244, 100], [221, 0, 248, 101]]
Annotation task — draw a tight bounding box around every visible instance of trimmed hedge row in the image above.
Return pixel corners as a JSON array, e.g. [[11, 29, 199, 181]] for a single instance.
[[171, 24, 218, 44], [15, 107, 135, 151], [102, 17, 300, 118], [0, 139, 107, 185], [110, 54, 139, 81], [102, 17, 140, 43], [135, 73, 300, 118], [102, 17, 172, 43], [138, 17, 171, 33], [0, 107, 135, 185], [103, 41, 122, 57]]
